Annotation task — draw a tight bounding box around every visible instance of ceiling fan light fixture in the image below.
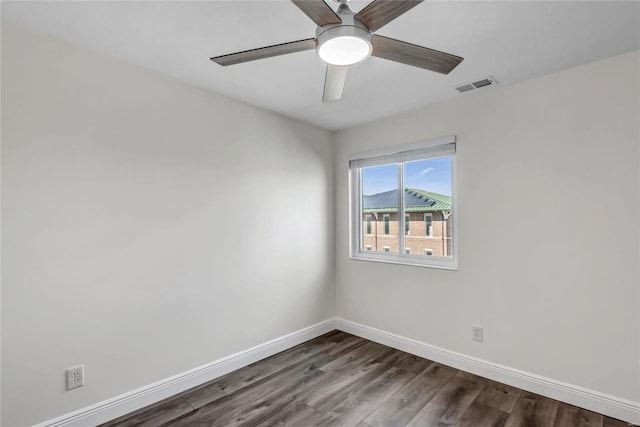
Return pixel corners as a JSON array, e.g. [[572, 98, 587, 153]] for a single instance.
[[316, 25, 372, 66], [318, 36, 371, 65]]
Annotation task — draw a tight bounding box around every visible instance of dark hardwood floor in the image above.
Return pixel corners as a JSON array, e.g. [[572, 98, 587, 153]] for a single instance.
[[101, 331, 636, 427]]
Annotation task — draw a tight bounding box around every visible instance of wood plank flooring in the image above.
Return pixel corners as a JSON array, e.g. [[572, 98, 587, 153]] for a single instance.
[[101, 331, 637, 427]]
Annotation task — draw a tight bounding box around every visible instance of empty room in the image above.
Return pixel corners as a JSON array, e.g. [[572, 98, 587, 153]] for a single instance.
[[1, 1, 639, 426]]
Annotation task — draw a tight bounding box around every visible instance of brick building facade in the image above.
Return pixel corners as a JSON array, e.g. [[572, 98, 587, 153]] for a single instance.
[[362, 188, 452, 256]]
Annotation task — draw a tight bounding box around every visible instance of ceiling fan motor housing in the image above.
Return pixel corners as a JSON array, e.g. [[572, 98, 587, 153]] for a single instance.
[[315, 5, 373, 66]]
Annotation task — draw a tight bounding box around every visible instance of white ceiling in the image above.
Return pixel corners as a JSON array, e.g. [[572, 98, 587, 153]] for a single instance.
[[2, 1, 639, 130]]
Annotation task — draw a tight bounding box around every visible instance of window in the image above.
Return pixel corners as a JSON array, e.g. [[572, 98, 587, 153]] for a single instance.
[[383, 214, 390, 235], [365, 245, 372, 251], [424, 213, 433, 237], [365, 214, 372, 235], [350, 136, 456, 269]]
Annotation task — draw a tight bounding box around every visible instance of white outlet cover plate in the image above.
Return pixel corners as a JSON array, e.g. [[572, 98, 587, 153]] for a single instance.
[[67, 365, 84, 390], [472, 326, 483, 342]]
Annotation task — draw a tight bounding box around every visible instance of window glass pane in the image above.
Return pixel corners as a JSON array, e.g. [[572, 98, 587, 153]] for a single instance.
[[362, 163, 399, 253], [403, 157, 453, 258]]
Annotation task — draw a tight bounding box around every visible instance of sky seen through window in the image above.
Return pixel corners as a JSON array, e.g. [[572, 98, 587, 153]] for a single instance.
[[362, 157, 452, 196]]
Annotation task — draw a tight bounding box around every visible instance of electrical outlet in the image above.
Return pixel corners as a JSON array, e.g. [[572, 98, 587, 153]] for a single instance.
[[66, 365, 84, 390], [472, 325, 483, 342]]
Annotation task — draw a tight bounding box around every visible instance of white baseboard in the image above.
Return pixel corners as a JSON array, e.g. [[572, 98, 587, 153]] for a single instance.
[[35, 319, 337, 427], [35, 317, 639, 426], [336, 318, 640, 425]]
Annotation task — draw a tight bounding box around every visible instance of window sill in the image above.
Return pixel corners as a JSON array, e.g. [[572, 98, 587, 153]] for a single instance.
[[349, 253, 458, 270]]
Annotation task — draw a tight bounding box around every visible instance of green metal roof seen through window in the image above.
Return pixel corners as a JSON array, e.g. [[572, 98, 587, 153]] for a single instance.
[[362, 188, 451, 213]]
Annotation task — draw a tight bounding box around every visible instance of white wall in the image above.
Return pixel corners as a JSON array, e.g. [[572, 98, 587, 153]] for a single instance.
[[334, 51, 640, 403], [2, 20, 639, 427], [1, 24, 335, 426]]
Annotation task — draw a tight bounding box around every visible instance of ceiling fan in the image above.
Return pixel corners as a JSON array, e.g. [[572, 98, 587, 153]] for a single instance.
[[210, 0, 463, 102]]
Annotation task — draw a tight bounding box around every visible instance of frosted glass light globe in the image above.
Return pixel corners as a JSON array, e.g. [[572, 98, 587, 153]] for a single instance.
[[318, 35, 372, 66]]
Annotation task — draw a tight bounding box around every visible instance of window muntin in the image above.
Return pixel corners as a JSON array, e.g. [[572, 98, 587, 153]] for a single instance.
[[349, 137, 456, 269]]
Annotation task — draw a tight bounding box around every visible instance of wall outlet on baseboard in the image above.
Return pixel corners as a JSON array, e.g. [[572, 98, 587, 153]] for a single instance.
[[67, 365, 84, 390], [472, 325, 483, 342]]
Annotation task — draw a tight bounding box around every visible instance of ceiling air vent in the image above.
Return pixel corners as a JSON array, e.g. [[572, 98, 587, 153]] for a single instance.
[[454, 76, 498, 94]]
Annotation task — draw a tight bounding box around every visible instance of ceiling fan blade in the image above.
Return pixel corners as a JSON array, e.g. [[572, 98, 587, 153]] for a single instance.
[[354, 0, 423, 32], [291, 0, 342, 26], [211, 38, 316, 66], [371, 35, 463, 74], [323, 65, 348, 102]]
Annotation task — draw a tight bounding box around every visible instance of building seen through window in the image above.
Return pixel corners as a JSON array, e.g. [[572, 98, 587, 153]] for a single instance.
[[362, 188, 452, 257]]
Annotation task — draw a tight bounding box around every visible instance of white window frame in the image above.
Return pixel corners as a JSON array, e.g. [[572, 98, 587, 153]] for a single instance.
[[348, 135, 458, 270], [424, 248, 433, 256]]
